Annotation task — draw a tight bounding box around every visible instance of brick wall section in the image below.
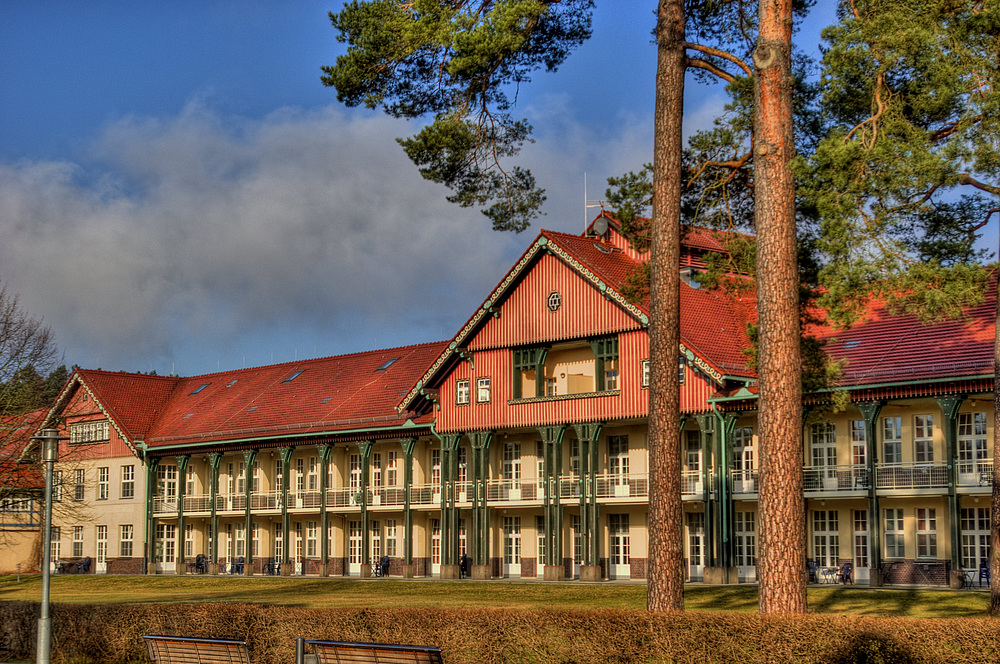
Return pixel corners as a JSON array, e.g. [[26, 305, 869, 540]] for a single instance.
[[881, 559, 950, 585], [630, 557, 646, 579]]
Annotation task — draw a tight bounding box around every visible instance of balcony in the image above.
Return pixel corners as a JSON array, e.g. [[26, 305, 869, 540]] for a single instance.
[[957, 461, 993, 489]]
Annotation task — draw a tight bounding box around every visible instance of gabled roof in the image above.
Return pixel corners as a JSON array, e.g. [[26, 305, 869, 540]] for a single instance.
[[820, 277, 996, 387], [398, 222, 757, 412]]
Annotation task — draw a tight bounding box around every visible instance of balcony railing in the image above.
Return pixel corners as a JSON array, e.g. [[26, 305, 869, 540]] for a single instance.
[[803, 464, 869, 493], [875, 462, 948, 490], [957, 461, 994, 488]]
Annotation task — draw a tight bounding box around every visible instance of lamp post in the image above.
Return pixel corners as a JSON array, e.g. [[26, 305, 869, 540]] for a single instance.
[[33, 428, 66, 664]]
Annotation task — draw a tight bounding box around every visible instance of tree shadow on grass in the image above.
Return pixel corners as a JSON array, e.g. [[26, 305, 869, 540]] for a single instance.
[[826, 632, 919, 664]]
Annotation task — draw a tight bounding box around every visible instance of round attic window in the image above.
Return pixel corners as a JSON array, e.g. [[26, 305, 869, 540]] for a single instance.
[[547, 291, 562, 312]]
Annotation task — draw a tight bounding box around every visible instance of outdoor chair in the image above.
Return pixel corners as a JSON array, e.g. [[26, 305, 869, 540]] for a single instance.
[[194, 554, 208, 574], [980, 559, 991, 587], [806, 559, 817, 583], [231, 556, 245, 574], [76, 556, 92, 574], [836, 561, 853, 584]]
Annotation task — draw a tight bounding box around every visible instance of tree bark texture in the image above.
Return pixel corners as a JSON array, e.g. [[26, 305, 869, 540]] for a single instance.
[[647, 0, 685, 613], [754, 0, 806, 614], [992, 268, 999, 616]]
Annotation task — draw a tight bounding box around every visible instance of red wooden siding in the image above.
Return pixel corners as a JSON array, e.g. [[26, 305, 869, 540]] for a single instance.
[[58, 386, 138, 459], [468, 253, 642, 351]]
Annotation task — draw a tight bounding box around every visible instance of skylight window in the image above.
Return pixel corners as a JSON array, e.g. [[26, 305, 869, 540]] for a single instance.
[[844, 340, 861, 349], [376, 358, 400, 371], [190, 383, 210, 395], [183, 413, 193, 419], [284, 370, 305, 383], [226, 379, 238, 387], [321, 397, 332, 404], [248, 406, 258, 412]]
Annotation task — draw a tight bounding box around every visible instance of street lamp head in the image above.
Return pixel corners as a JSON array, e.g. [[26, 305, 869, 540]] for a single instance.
[[31, 429, 68, 463]]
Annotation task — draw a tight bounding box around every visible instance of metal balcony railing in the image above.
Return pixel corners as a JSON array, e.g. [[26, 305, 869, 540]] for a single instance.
[[875, 462, 948, 490], [803, 464, 869, 492]]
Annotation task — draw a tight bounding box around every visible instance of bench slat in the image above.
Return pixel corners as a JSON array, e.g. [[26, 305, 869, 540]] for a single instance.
[[307, 640, 442, 664], [144, 635, 249, 664]]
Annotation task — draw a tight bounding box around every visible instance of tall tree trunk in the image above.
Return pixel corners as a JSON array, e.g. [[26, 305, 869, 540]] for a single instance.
[[754, 0, 806, 614], [647, 0, 685, 613], [992, 267, 1000, 616]]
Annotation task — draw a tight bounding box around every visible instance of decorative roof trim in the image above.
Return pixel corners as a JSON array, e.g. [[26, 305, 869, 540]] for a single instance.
[[679, 344, 726, 385], [42, 373, 140, 457], [542, 239, 649, 325]]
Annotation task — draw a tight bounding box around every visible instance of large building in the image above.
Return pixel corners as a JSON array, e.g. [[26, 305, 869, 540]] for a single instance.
[[31, 215, 995, 585]]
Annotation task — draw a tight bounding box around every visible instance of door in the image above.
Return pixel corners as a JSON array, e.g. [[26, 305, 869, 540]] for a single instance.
[[734, 511, 757, 582], [732, 428, 755, 493], [96, 525, 108, 574], [810, 423, 838, 490], [347, 520, 363, 575], [686, 512, 704, 580], [958, 413, 988, 485], [608, 514, 630, 579], [503, 516, 521, 577], [431, 519, 441, 576], [608, 436, 630, 496], [852, 510, 871, 583]]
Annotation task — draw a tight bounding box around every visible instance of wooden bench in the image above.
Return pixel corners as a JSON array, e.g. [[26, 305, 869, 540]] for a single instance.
[[144, 635, 249, 664], [304, 639, 443, 664]]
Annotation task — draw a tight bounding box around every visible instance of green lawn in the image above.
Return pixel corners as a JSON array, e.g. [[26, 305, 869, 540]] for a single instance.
[[0, 575, 990, 618]]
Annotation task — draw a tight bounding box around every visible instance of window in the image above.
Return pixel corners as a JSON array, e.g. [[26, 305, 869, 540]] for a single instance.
[[883, 417, 902, 464], [120, 465, 134, 499], [678, 354, 685, 384], [97, 467, 109, 500], [641, 359, 650, 388], [69, 420, 110, 445], [376, 358, 400, 371], [74, 469, 85, 501], [885, 508, 904, 558], [536, 515, 546, 565], [850, 421, 867, 466], [501, 443, 521, 481], [283, 370, 305, 383], [609, 435, 629, 481], [190, 383, 210, 395], [458, 447, 468, 483], [237, 462, 246, 493], [187, 466, 197, 495], [274, 460, 284, 493], [604, 360, 619, 391], [571, 514, 582, 564], [369, 520, 381, 561], [812, 510, 839, 568], [306, 522, 317, 557], [385, 519, 397, 557], [274, 523, 283, 560], [157, 465, 177, 499], [372, 453, 382, 487], [185, 523, 194, 557], [685, 430, 701, 472], [53, 470, 62, 502], [235, 523, 246, 557], [120, 525, 133, 557], [545, 377, 557, 396], [958, 412, 988, 477], [296, 458, 305, 491], [914, 415, 934, 463], [960, 507, 991, 570], [72, 525, 84, 557], [455, 379, 470, 405], [387, 451, 398, 487], [476, 377, 491, 403], [350, 454, 362, 492], [734, 512, 756, 567], [810, 422, 837, 468], [307, 457, 318, 491], [431, 449, 442, 486], [916, 508, 937, 558], [50, 526, 61, 561]]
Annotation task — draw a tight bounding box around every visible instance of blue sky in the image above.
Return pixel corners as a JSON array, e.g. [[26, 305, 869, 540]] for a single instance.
[[1, 1, 838, 377]]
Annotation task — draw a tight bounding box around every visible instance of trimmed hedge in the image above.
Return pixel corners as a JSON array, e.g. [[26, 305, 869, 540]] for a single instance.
[[0, 601, 997, 664]]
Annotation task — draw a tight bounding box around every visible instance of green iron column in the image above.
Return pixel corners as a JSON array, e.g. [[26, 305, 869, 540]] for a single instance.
[[572, 422, 603, 577], [440, 433, 463, 572], [175, 455, 190, 574], [695, 414, 716, 568], [857, 401, 884, 585], [714, 412, 737, 577], [144, 457, 160, 574], [936, 395, 965, 580], [278, 447, 293, 574], [357, 440, 374, 575], [538, 425, 566, 578], [400, 437, 417, 570], [317, 443, 333, 576], [470, 431, 493, 571], [207, 453, 221, 573], [241, 450, 257, 575]]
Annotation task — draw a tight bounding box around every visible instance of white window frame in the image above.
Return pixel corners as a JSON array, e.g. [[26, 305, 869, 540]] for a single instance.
[[476, 377, 491, 403], [97, 467, 109, 500], [885, 508, 904, 559], [455, 379, 470, 405], [914, 414, 935, 463], [916, 507, 937, 558], [120, 525, 133, 557], [883, 417, 902, 464]]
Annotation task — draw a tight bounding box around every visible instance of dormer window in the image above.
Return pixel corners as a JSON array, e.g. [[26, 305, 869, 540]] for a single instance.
[[69, 420, 110, 445]]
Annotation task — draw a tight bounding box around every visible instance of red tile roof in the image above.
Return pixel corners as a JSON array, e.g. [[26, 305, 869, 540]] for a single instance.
[[820, 276, 996, 387], [60, 343, 446, 450]]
